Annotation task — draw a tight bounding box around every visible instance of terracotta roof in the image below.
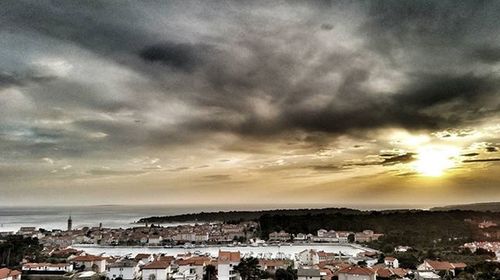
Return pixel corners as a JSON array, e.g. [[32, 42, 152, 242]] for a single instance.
[[374, 268, 408, 278], [384, 257, 396, 261], [337, 266, 375, 276], [142, 260, 171, 270], [451, 262, 467, 269], [424, 260, 455, 271], [134, 253, 151, 261], [375, 268, 392, 278], [72, 255, 105, 262], [259, 259, 286, 267], [157, 256, 175, 263], [218, 251, 240, 264], [107, 259, 137, 268], [0, 268, 21, 279], [176, 257, 211, 266]]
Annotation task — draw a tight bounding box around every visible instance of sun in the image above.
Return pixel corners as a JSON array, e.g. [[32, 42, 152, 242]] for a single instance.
[[413, 146, 459, 177]]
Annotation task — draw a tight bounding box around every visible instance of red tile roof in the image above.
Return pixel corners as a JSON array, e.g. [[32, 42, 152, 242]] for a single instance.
[[176, 257, 211, 266], [134, 253, 151, 261], [259, 259, 287, 268], [374, 267, 408, 278], [424, 260, 455, 271], [218, 251, 240, 264], [451, 262, 467, 269], [142, 260, 171, 270], [72, 255, 105, 262], [0, 268, 21, 279], [337, 266, 375, 276]]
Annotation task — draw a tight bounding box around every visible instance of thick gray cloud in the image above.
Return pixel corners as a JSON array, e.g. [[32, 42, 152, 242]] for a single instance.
[[0, 0, 499, 206]]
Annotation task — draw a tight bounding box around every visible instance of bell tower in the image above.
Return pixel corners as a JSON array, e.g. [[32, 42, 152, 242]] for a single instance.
[[67, 215, 72, 231]]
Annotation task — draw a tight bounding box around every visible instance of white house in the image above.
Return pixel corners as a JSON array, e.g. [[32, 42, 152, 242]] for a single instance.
[[415, 271, 441, 280], [148, 235, 162, 245], [268, 231, 291, 242], [417, 260, 466, 277], [317, 229, 328, 238], [217, 251, 241, 280], [172, 268, 197, 280], [384, 257, 399, 268], [175, 257, 211, 280], [141, 260, 173, 280], [337, 266, 376, 280], [107, 259, 138, 280], [298, 249, 320, 266], [0, 268, 21, 280], [313, 230, 338, 242], [294, 233, 307, 241], [71, 255, 107, 273]]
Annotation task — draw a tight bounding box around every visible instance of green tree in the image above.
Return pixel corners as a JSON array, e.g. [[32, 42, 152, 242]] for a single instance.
[[275, 268, 296, 280], [234, 257, 261, 280], [0, 236, 42, 267], [203, 264, 217, 280]]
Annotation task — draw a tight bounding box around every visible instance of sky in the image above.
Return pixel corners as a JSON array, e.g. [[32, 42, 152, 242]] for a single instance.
[[0, 0, 499, 207]]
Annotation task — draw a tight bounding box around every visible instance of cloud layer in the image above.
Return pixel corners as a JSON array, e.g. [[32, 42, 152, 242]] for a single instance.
[[0, 0, 499, 206]]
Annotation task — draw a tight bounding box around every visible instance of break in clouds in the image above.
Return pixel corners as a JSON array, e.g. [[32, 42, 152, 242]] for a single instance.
[[0, 0, 499, 206]]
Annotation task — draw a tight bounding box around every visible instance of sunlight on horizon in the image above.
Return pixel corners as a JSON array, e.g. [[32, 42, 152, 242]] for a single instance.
[[413, 146, 460, 177]]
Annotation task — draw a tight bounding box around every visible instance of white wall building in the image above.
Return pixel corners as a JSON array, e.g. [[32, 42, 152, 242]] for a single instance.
[[384, 257, 399, 268], [107, 259, 138, 280], [217, 251, 241, 280], [298, 250, 320, 266], [141, 261, 173, 280]]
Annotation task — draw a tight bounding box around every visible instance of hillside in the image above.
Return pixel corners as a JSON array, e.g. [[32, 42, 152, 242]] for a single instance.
[[431, 202, 500, 212], [137, 207, 364, 223]]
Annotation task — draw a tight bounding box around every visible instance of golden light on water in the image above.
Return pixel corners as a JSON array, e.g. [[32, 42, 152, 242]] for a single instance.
[[413, 146, 460, 177]]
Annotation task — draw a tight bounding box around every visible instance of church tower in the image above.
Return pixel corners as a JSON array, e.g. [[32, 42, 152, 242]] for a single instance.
[[67, 215, 72, 231]]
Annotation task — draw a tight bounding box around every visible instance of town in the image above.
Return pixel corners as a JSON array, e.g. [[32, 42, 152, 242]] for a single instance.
[[1, 214, 500, 280]]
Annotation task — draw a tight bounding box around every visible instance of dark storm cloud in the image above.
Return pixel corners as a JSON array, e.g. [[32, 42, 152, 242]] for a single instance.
[[0, 71, 56, 89], [463, 158, 500, 163], [461, 153, 480, 157], [486, 146, 498, 153], [1, 0, 500, 158], [473, 45, 500, 64], [381, 153, 416, 165], [86, 168, 147, 177], [139, 42, 210, 72]]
